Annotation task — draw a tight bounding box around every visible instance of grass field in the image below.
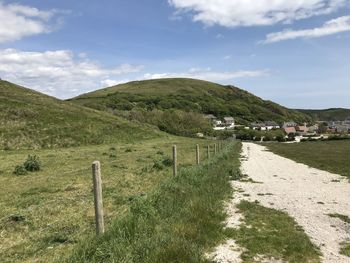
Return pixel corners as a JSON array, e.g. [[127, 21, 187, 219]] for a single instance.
[[64, 141, 239, 263], [266, 140, 350, 179], [0, 136, 220, 263]]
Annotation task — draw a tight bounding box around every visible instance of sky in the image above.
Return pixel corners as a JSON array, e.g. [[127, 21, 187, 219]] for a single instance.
[[0, 0, 349, 109]]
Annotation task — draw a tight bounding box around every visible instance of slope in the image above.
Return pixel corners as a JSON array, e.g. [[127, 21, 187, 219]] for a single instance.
[[0, 80, 162, 150], [298, 108, 350, 121], [70, 78, 311, 125]]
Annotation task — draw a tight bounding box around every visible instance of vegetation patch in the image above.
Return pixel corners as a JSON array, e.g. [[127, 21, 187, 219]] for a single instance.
[[0, 137, 219, 262], [340, 242, 350, 257], [328, 213, 350, 224], [13, 155, 41, 175], [62, 143, 240, 263], [226, 201, 321, 263]]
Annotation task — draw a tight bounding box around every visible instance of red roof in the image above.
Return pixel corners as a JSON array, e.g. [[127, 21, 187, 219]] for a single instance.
[[284, 127, 296, 134]]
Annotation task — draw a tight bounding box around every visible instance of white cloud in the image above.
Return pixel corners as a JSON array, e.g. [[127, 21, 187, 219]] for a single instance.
[[223, 55, 231, 60], [100, 79, 131, 87], [143, 68, 269, 82], [169, 0, 349, 27], [263, 16, 350, 43], [0, 49, 143, 98], [0, 2, 64, 43]]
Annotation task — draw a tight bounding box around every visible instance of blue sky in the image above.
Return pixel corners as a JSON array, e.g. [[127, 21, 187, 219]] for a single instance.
[[0, 0, 349, 109]]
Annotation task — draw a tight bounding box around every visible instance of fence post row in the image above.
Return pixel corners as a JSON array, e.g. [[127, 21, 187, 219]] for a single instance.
[[92, 161, 105, 235], [196, 144, 200, 165], [173, 145, 177, 177]]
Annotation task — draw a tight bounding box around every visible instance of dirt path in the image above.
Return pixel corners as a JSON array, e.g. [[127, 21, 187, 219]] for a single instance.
[[210, 142, 350, 263]]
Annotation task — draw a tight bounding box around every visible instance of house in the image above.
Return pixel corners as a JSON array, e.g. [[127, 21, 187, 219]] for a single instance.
[[296, 125, 309, 133], [203, 114, 217, 122], [204, 114, 219, 127], [335, 124, 350, 133], [283, 121, 297, 128], [223, 117, 235, 129], [265, 121, 280, 130], [251, 122, 266, 131], [214, 119, 222, 126], [284, 126, 296, 135]]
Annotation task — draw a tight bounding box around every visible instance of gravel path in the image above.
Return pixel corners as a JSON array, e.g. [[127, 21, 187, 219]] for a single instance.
[[209, 142, 350, 263]]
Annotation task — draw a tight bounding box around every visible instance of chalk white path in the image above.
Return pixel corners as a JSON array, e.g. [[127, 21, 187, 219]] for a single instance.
[[209, 142, 350, 263]]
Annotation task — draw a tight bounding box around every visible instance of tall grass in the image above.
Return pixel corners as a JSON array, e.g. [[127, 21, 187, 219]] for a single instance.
[[62, 142, 240, 263]]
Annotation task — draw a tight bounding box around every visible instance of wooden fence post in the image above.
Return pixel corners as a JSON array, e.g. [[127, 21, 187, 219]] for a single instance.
[[207, 145, 210, 159], [92, 161, 105, 235], [214, 143, 217, 155], [196, 144, 200, 165], [173, 145, 177, 177]]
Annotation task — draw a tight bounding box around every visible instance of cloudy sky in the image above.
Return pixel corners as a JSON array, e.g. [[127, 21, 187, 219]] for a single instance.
[[0, 0, 349, 108]]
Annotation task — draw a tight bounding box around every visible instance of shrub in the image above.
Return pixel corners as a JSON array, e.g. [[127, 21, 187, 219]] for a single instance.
[[14, 165, 27, 175], [152, 160, 164, 170], [23, 155, 41, 172], [161, 156, 173, 167]]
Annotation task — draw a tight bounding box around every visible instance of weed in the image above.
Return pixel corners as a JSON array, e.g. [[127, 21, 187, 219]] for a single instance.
[[23, 155, 41, 172], [8, 214, 26, 222], [13, 165, 27, 175], [161, 156, 173, 167]]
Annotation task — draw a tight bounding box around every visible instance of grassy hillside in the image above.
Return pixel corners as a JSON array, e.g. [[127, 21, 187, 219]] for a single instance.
[[70, 78, 311, 125], [298, 108, 350, 121], [0, 80, 162, 150]]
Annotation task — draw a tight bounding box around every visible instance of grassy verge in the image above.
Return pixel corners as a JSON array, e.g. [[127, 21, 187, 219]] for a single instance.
[[265, 140, 350, 179], [62, 142, 240, 262], [340, 242, 350, 257], [0, 137, 223, 262], [227, 201, 321, 263]]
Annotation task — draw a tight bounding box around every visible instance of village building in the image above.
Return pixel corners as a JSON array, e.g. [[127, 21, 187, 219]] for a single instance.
[[223, 117, 235, 129], [251, 122, 267, 131], [283, 121, 297, 128], [265, 121, 280, 130], [296, 125, 309, 133], [284, 126, 296, 135]]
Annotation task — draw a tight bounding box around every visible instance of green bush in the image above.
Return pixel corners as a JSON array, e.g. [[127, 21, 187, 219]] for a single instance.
[[161, 156, 173, 167], [23, 155, 41, 172], [13, 165, 27, 175]]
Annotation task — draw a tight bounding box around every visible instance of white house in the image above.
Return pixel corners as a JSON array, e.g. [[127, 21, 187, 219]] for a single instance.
[[265, 121, 280, 130], [223, 117, 235, 129]]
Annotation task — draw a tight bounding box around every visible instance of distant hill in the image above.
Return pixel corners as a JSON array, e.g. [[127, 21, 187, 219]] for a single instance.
[[0, 80, 162, 150], [71, 78, 311, 125], [298, 108, 350, 121]]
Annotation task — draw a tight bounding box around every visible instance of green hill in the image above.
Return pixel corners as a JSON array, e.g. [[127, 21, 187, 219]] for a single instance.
[[71, 78, 311, 125], [298, 108, 350, 121], [0, 80, 162, 150]]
